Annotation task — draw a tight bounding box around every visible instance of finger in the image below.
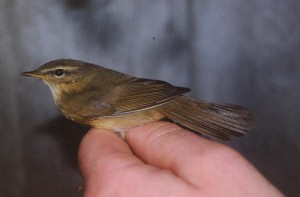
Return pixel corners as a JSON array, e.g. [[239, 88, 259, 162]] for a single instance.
[[125, 122, 283, 196], [125, 121, 241, 186], [78, 128, 144, 196], [78, 128, 198, 197]]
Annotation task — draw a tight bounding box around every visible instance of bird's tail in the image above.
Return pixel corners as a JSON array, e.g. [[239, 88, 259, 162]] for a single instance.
[[159, 96, 253, 140]]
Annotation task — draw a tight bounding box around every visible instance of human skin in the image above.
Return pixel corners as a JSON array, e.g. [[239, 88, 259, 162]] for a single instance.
[[78, 121, 284, 197]]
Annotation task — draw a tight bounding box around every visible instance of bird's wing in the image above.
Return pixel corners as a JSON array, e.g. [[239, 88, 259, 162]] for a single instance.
[[110, 78, 190, 115]]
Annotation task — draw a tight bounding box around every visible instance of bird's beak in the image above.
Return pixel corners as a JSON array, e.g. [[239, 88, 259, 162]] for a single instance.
[[21, 70, 43, 79]]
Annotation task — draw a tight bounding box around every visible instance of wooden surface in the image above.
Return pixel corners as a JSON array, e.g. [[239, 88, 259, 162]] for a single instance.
[[0, 0, 299, 196]]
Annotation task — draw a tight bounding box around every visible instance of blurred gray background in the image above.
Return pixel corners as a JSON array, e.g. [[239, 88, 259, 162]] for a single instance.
[[0, 0, 299, 196]]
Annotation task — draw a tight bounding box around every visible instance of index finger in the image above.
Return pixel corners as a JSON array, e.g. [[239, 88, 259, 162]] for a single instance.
[[125, 122, 260, 188]]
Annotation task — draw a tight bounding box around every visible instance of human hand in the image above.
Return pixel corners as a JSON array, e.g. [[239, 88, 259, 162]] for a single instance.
[[78, 122, 283, 197]]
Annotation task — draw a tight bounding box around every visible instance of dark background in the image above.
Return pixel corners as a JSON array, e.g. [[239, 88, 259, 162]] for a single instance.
[[1, 0, 299, 196]]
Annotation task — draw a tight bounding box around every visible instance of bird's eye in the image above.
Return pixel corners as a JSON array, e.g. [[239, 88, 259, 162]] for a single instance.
[[54, 69, 65, 77]]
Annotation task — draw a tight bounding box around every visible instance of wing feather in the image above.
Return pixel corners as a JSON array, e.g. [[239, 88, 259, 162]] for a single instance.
[[112, 78, 190, 114]]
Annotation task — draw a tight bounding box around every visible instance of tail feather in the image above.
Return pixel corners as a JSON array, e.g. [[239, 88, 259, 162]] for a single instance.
[[160, 96, 253, 140]]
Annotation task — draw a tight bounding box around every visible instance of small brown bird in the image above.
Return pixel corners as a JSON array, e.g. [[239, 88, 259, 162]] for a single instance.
[[22, 59, 253, 140]]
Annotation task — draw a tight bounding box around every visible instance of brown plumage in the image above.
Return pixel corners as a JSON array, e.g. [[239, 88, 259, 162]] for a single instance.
[[22, 59, 253, 140]]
